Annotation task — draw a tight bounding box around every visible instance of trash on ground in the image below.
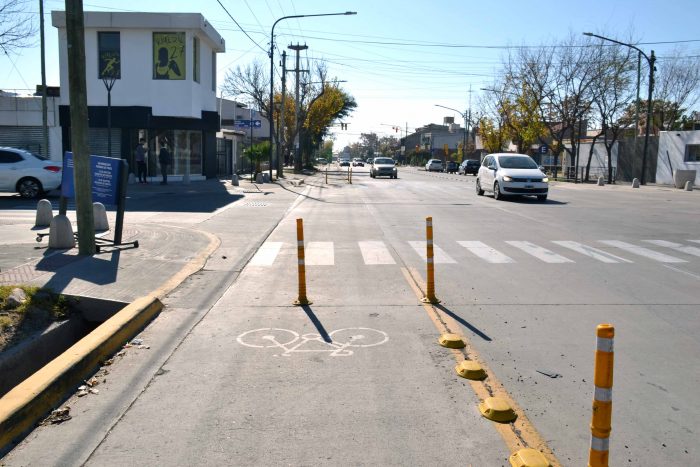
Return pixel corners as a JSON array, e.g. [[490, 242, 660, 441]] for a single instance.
[[40, 406, 72, 425], [130, 338, 144, 345], [85, 377, 99, 387], [76, 389, 89, 397], [536, 369, 562, 379], [88, 388, 99, 395]]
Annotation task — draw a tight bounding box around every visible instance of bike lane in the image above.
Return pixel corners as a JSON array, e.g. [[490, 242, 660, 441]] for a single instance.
[[82, 181, 510, 466]]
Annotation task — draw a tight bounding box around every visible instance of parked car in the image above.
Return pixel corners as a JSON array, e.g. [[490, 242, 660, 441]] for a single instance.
[[370, 157, 398, 179], [425, 159, 443, 172], [339, 159, 351, 167], [476, 153, 548, 201], [458, 159, 480, 176], [444, 161, 458, 173], [352, 158, 364, 167], [0, 147, 62, 198]]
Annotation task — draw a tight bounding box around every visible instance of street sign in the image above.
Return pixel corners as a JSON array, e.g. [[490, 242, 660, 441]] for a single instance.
[[539, 144, 549, 154], [234, 119, 262, 128], [61, 152, 123, 206]]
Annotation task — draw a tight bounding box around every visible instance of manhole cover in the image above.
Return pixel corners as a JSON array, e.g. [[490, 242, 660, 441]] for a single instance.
[[243, 202, 268, 207]]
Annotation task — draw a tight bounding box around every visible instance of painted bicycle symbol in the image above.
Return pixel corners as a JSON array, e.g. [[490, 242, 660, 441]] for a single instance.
[[236, 327, 389, 357]]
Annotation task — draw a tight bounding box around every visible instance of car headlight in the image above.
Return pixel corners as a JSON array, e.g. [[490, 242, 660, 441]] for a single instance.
[[502, 175, 513, 182], [392, 167, 397, 172], [542, 177, 549, 183]]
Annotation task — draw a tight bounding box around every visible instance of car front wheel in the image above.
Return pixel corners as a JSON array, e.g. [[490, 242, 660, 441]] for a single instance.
[[475, 179, 484, 196], [493, 181, 503, 200], [18, 178, 43, 199]]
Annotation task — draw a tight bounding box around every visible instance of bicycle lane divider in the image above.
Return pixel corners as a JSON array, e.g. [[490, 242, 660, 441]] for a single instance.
[[400, 266, 561, 466]]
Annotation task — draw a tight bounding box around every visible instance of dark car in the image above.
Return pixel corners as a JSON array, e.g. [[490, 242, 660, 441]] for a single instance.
[[444, 161, 458, 173], [459, 159, 480, 175]]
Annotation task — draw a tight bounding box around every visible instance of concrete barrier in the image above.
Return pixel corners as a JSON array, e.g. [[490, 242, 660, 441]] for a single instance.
[[685, 180, 694, 191], [255, 173, 264, 184], [48, 215, 75, 249], [231, 174, 239, 186], [673, 169, 696, 189], [34, 199, 53, 228], [93, 202, 109, 231], [632, 178, 640, 188], [597, 177, 605, 186]]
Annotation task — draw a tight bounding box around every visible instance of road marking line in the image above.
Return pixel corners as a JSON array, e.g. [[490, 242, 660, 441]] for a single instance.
[[249, 241, 283, 266], [599, 240, 687, 263], [401, 267, 560, 466], [408, 241, 457, 263], [305, 241, 334, 265], [506, 241, 574, 263], [644, 240, 700, 257], [358, 240, 396, 265], [663, 264, 700, 280], [457, 241, 514, 263], [552, 241, 632, 263]]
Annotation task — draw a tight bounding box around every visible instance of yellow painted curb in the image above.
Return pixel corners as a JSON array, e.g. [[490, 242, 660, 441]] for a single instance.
[[0, 295, 163, 452]]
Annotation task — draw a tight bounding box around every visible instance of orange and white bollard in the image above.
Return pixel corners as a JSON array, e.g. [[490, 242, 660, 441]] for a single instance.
[[294, 218, 312, 305], [589, 324, 614, 467], [421, 216, 440, 304]]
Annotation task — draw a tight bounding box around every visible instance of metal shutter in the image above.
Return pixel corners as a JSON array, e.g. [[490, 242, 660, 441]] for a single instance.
[[0, 126, 47, 156], [87, 128, 121, 158]]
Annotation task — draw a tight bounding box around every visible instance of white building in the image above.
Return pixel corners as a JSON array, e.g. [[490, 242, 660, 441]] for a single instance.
[[51, 11, 225, 180], [0, 91, 62, 159], [656, 131, 700, 185]]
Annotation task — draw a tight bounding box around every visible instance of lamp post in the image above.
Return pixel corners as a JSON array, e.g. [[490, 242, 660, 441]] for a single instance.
[[269, 11, 356, 180], [435, 104, 469, 159], [584, 32, 655, 185], [102, 73, 117, 158]]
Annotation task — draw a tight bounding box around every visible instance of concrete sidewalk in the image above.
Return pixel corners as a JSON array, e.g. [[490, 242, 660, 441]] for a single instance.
[[0, 175, 311, 459]]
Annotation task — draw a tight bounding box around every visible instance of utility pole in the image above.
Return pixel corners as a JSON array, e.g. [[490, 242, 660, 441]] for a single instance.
[[278, 50, 287, 173], [66, 0, 95, 254], [39, 0, 49, 159], [288, 43, 308, 172]]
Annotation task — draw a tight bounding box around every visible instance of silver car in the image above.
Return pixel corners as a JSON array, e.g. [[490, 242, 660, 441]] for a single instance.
[[0, 147, 62, 198], [476, 153, 548, 201], [425, 159, 443, 172], [370, 157, 398, 179]]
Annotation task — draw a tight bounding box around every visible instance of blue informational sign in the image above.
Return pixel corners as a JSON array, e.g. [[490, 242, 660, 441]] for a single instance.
[[539, 144, 549, 154], [234, 119, 262, 128], [61, 152, 122, 206]]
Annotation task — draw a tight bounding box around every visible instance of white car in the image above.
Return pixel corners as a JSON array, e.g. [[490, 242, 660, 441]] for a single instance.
[[476, 153, 548, 201], [0, 147, 62, 198], [425, 159, 443, 172], [370, 157, 398, 179]]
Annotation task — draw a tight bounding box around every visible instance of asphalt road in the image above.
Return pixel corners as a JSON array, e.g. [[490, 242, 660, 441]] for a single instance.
[[5, 166, 700, 466]]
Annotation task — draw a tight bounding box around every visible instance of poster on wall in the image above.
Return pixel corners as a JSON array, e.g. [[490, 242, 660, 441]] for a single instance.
[[153, 32, 185, 80], [98, 32, 121, 79]]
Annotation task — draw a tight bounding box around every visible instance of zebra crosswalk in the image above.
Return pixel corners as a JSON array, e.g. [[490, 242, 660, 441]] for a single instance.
[[247, 239, 700, 267]]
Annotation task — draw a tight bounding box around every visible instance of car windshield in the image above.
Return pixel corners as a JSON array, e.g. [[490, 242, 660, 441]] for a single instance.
[[374, 158, 394, 165], [497, 156, 538, 169]]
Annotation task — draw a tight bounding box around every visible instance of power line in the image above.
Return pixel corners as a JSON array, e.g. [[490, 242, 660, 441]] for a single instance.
[[215, 0, 268, 54]]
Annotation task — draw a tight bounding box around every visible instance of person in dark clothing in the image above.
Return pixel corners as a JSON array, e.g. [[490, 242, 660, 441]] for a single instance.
[[158, 139, 171, 185], [135, 138, 148, 183]]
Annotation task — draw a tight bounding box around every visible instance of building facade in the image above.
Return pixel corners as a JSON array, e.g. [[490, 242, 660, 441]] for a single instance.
[[52, 11, 225, 180]]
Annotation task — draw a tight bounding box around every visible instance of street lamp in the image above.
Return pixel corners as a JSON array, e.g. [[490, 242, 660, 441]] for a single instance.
[[435, 104, 469, 159], [268, 11, 356, 180], [102, 72, 117, 158], [584, 32, 655, 185]]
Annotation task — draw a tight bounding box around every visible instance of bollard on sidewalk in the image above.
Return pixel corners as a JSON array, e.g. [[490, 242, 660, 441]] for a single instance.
[[421, 216, 440, 304], [588, 323, 614, 467], [293, 218, 312, 305]]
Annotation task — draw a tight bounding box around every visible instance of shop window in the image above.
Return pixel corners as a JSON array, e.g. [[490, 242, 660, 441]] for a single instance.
[[685, 144, 700, 162], [155, 130, 203, 176], [98, 32, 120, 79], [193, 37, 200, 83], [153, 32, 186, 80]]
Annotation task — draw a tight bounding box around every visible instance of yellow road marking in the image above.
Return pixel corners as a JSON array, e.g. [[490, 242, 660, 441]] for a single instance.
[[401, 267, 560, 466]]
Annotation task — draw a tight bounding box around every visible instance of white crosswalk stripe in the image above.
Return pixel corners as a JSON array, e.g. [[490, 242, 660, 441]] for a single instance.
[[552, 241, 632, 263], [408, 241, 457, 263], [506, 241, 574, 263], [305, 241, 335, 265], [689, 240, 700, 245], [358, 241, 396, 265], [598, 240, 687, 263], [249, 241, 283, 266], [644, 240, 700, 257], [457, 241, 514, 263]]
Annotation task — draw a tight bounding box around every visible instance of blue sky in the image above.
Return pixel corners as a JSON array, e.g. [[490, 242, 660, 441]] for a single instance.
[[3, 0, 699, 149]]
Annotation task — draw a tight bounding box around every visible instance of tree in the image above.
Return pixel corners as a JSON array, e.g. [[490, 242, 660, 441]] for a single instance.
[[360, 132, 379, 156], [653, 49, 700, 130], [0, 0, 36, 54], [478, 116, 508, 153], [243, 141, 270, 178]]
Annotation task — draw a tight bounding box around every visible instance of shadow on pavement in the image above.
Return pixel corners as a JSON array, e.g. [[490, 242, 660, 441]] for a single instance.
[[37, 250, 121, 294], [435, 304, 492, 342], [301, 305, 332, 343]]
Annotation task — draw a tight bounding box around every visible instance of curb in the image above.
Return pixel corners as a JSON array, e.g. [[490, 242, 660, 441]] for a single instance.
[[0, 295, 163, 453]]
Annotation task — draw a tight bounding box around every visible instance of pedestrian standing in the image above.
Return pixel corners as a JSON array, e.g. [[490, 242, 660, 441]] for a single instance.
[[135, 138, 148, 183], [158, 139, 171, 185]]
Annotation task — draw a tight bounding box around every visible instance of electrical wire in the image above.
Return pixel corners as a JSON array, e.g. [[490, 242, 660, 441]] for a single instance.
[[215, 0, 268, 55]]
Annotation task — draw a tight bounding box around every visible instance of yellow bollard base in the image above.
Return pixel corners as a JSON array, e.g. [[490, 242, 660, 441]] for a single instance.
[[509, 448, 552, 467], [421, 296, 441, 304], [293, 298, 313, 306]]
